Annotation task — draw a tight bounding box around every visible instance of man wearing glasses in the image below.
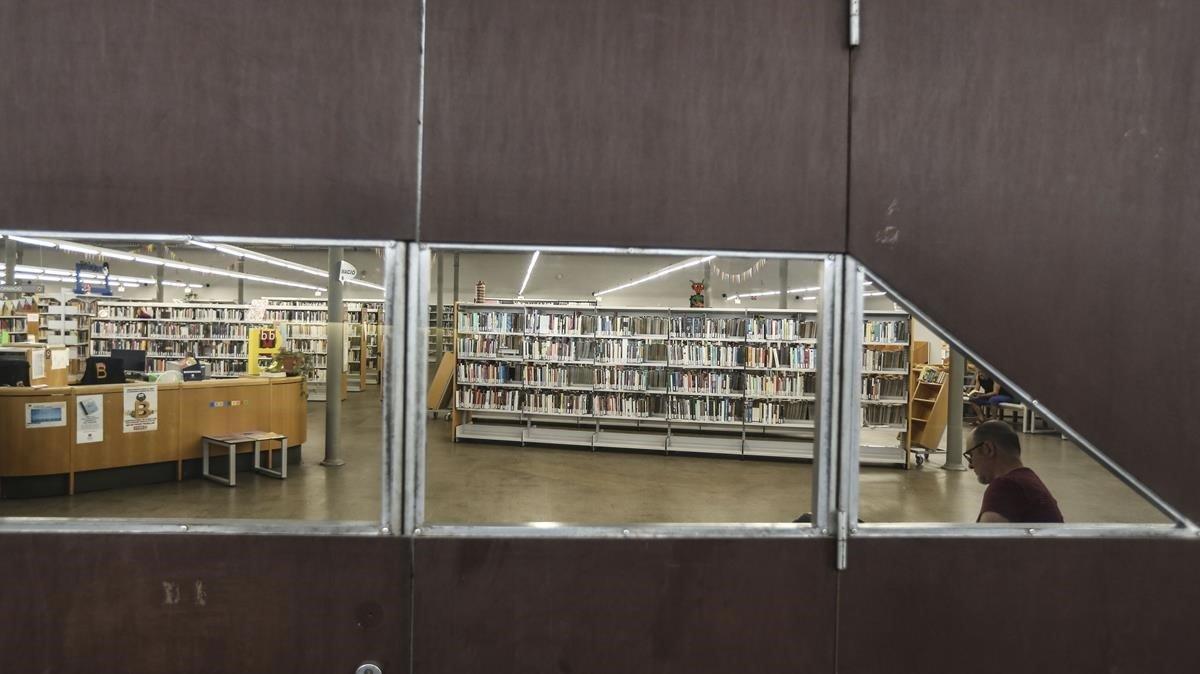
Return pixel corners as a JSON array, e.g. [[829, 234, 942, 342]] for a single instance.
[[965, 420, 1064, 523]]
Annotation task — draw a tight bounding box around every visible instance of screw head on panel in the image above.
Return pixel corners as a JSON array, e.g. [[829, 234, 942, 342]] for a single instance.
[[356, 663, 383, 674]]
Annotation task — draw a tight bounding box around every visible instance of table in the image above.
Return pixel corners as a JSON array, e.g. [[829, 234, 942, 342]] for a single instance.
[[201, 431, 289, 486]]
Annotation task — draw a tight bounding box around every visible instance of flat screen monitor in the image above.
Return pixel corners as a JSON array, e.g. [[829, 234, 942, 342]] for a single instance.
[[110, 349, 147, 372]]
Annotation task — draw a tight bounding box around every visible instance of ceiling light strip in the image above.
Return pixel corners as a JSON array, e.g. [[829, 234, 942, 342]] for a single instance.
[[593, 256, 716, 297]]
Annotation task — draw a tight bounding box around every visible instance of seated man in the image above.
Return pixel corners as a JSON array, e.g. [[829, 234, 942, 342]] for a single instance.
[[965, 420, 1064, 523]]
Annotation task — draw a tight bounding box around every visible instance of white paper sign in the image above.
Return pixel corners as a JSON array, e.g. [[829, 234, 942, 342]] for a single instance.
[[25, 401, 66, 429], [247, 298, 268, 322], [30, 348, 45, 380], [50, 348, 69, 371], [76, 394, 104, 444], [123, 384, 158, 433], [339, 261, 358, 282]]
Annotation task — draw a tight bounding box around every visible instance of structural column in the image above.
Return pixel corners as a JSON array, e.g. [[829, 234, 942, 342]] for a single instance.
[[778, 259, 788, 310], [237, 258, 245, 304], [323, 247, 346, 467], [943, 348, 968, 471], [3, 238, 15, 284]]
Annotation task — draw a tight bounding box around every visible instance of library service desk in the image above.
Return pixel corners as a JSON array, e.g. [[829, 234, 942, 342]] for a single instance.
[[0, 376, 307, 498]]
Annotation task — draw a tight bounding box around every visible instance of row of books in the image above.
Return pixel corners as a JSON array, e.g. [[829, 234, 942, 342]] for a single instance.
[[458, 311, 523, 333], [744, 344, 817, 369], [289, 324, 328, 339], [863, 349, 908, 370], [598, 315, 667, 336], [864, 319, 909, 343], [862, 375, 907, 400], [746, 401, 814, 424], [265, 309, 327, 322], [743, 373, 816, 397], [863, 404, 907, 426], [101, 306, 251, 321], [91, 323, 265, 338], [668, 371, 743, 394]]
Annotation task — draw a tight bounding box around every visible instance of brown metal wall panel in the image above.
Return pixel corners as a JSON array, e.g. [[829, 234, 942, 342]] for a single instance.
[[839, 538, 1200, 673], [0, 533, 410, 673], [848, 1, 1200, 519], [0, 1, 419, 239], [413, 538, 837, 673], [422, 0, 848, 252]]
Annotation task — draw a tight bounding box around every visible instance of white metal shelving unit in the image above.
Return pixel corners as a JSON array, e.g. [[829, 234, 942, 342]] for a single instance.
[[452, 303, 821, 460]]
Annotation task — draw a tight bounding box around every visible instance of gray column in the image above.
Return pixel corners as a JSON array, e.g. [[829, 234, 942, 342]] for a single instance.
[[778, 259, 788, 310], [237, 257, 245, 304], [452, 252, 460, 302], [155, 264, 165, 301], [943, 348, 968, 471], [323, 247, 346, 467], [436, 253, 444, 353], [3, 237, 15, 284], [702, 262, 711, 308]]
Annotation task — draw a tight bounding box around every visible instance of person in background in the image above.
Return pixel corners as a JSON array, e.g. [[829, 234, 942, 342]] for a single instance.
[[967, 368, 1014, 425], [965, 420, 1064, 523]]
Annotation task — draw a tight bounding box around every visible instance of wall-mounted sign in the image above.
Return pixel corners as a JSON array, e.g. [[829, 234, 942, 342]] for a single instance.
[[339, 261, 358, 283]]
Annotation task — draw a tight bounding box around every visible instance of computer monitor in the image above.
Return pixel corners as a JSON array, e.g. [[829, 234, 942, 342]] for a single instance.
[[110, 349, 147, 372], [0, 359, 31, 386]]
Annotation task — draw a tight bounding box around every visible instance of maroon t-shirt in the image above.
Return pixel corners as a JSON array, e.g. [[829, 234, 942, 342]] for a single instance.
[[977, 467, 1064, 523]]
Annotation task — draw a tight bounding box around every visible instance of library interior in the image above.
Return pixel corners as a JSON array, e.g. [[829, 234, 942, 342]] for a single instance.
[[0, 236, 1162, 524]]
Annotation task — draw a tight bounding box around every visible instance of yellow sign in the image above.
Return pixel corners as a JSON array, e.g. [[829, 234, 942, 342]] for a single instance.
[[248, 327, 281, 376]]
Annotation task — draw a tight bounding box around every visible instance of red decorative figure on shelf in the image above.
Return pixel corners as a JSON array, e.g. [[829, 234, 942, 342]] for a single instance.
[[689, 280, 706, 308]]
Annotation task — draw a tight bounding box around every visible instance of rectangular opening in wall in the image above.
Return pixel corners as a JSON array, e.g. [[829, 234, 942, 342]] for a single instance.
[[0, 233, 392, 525], [854, 276, 1172, 526], [421, 247, 828, 526]]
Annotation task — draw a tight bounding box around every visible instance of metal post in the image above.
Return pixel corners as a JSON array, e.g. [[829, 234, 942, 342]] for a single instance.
[[237, 257, 245, 304], [452, 252, 460, 302], [323, 246, 346, 467], [943, 348, 968, 471], [436, 253, 444, 354], [702, 262, 711, 308], [155, 262, 165, 302], [778, 259, 788, 310], [3, 238, 15, 284]]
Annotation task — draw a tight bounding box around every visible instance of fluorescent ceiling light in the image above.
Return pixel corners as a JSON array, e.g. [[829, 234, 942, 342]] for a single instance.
[[594, 256, 715, 297], [4, 234, 59, 248], [518, 251, 540, 297], [188, 238, 386, 292], [31, 238, 325, 292], [726, 285, 821, 301], [56, 242, 101, 256]]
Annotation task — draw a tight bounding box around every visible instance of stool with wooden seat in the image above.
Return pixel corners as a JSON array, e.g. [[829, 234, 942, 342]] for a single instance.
[[201, 431, 289, 486]]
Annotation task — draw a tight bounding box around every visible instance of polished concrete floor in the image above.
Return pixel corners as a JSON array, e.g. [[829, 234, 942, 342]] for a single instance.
[[427, 420, 1168, 525], [0, 392, 384, 521], [0, 392, 1168, 525]]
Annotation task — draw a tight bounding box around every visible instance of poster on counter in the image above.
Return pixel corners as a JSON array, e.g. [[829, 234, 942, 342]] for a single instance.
[[123, 384, 158, 433], [30, 349, 45, 380], [76, 394, 104, 444], [50, 348, 69, 371], [25, 401, 67, 429]]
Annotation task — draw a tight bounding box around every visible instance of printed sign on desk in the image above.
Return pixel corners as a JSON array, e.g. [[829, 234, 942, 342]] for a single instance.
[[76, 394, 104, 443], [123, 384, 158, 433], [25, 401, 66, 429]]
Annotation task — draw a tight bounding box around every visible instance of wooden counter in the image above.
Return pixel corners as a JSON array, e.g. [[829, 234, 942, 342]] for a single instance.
[[0, 376, 307, 495]]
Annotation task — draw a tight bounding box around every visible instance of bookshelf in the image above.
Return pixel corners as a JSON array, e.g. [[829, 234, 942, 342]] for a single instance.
[[452, 303, 820, 460], [860, 311, 913, 467], [38, 294, 96, 374], [262, 297, 386, 398], [428, 303, 453, 363], [909, 364, 950, 459], [90, 302, 279, 378], [1, 296, 37, 344]]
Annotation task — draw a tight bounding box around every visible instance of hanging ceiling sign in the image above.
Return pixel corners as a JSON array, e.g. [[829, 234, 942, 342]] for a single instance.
[[74, 261, 113, 296], [339, 261, 358, 283]]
